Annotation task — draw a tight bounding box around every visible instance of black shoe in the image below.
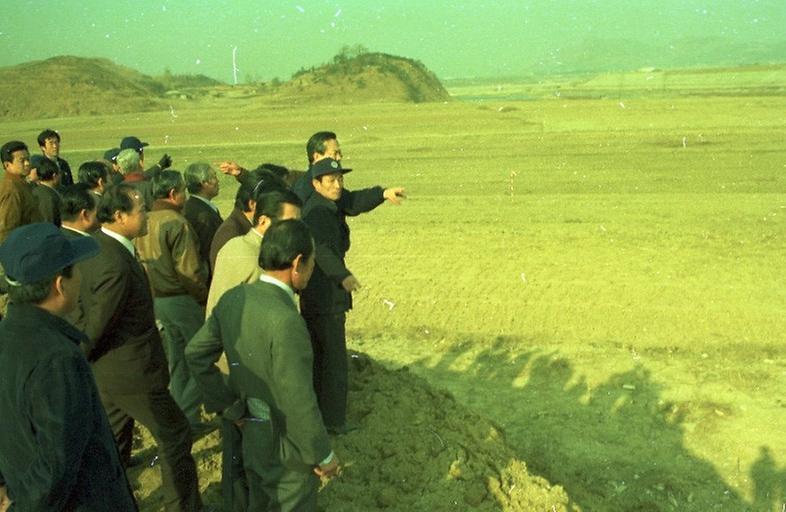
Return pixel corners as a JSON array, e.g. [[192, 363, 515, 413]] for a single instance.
[[326, 423, 359, 436]]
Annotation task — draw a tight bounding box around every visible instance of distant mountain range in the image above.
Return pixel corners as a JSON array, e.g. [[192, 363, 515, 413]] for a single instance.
[[526, 37, 786, 75]]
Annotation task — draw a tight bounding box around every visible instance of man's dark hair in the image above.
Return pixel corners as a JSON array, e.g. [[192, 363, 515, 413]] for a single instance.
[[253, 163, 289, 179], [8, 265, 73, 305], [253, 189, 302, 224], [1, 141, 28, 164], [60, 183, 97, 222], [306, 131, 337, 164], [259, 219, 314, 271], [97, 184, 139, 223], [77, 161, 109, 188], [234, 169, 287, 212], [152, 170, 184, 199], [37, 129, 60, 147], [36, 158, 60, 181]]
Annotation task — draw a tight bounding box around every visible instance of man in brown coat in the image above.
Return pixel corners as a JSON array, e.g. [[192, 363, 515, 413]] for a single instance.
[[0, 141, 42, 242], [135, 170, 209, 432], [0, 140, 43, 317]]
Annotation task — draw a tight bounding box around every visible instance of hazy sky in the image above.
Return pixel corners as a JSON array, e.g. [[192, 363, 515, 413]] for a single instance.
[[2, 0, 784, 81]]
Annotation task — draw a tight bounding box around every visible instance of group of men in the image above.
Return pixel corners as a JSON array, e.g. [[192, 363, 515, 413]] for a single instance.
[[0, 130, 405, 511]]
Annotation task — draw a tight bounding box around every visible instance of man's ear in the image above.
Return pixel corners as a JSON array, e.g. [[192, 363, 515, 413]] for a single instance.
[[53, 274, 66, 299], [291, 253, 304, 273]]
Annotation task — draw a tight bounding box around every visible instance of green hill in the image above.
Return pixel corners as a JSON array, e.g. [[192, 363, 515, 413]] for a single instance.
[[276, 49, 450, 104], [0, 56, 170, 119]]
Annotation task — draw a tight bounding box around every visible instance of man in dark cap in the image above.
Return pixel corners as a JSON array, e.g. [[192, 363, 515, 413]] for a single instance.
[[120, 135, 172, 175], [301, 157, 404, 435], [0, 223, 137, 511], [102, 147, 124, 183]]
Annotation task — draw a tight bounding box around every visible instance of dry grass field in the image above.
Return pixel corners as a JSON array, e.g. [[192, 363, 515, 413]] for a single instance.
[[1, 76, 784, 510]]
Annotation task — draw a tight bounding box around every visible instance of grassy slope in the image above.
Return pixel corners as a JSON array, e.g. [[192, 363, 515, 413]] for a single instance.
[[0, 84, 783, 511]]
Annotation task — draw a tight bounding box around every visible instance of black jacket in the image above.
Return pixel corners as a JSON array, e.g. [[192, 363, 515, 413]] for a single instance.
[[209, 207, 252, 274], [300, 187, 384, 315], [183, 195, 223, 272], [30, 155, 73, 187], [0, 304, 136, 511]]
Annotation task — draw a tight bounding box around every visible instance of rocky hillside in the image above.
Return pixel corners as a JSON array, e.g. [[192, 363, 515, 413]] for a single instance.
[[277, 50, 451, 104]]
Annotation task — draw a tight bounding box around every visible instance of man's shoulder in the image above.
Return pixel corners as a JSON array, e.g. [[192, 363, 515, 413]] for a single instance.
[[223, 231, 259, 252], [92, 231, 131, 262], [304, 194, 337, 215], [220, 280, 292, 310], [184, 196, 211, 216], [0, 174, 29, 196]]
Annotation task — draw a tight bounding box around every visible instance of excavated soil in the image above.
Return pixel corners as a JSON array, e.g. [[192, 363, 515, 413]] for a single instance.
[[129, 352, 572, 511]]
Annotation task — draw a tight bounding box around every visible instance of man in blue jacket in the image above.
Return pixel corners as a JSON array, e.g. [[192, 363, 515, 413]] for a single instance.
[[0, 223, 137, 511]]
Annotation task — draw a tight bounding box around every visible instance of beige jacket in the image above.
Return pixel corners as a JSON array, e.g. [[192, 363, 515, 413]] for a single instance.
[[205, 229, 263, 318]]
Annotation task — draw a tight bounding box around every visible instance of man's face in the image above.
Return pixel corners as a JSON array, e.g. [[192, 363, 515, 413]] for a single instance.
[[201, 173, 220, 200], [313, 138, 342, 164], [312, 173, 343, 202], [3, 149, 31, 177], [119, 193, 148, 239], [172, 187, 187, 208], [292, 250, 316, 291], [60, 265, 82, 314], [41, 137, 60, 159]]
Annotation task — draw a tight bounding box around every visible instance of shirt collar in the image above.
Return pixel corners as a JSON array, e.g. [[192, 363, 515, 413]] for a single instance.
[[62, 225, 90, 237], [259, 274, 296, 305], [191, 194, 219, 213], [101, 226, 136, 256]]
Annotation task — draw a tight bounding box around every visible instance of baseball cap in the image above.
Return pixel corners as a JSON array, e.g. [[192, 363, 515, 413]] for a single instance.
[[119, 136, 149, 152], [0, 223, 99, 285], [310, 158, 352, 179], [103, 147, 121, 162]]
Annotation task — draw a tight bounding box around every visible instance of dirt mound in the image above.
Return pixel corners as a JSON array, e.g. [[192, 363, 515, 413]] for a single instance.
[[0, 56, 167, 119], [129, 353, 571, 511], [276, 50, 451, 104]]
